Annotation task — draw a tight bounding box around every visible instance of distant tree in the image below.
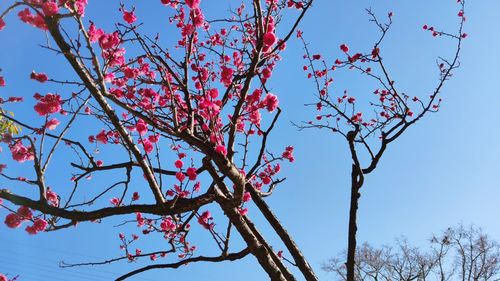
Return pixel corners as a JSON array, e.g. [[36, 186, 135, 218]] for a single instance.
[[300, 1, 467, 280], [323, 225, 500, 281]]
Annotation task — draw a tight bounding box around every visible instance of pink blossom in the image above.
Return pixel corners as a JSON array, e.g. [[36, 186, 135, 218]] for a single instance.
[[136, 119, 148, 136], [186, 167, 197, 180], [197, 210, 213, 230], [10, 141, 35, 163], [132, 191, 140, 201], [26, 218, 48, 235], [263, 32, 277, 47], [340, 44, 349, 53], [18, 8, 47, 30], [263, 93, 279, 112], [243, 192, 251, 202], [262, 68, 272, 79], [110, 197, 121, 206], [141, 139, 154, 153], [160, 217, 176, 232], [34, 93, 62, 116], [282, 146, 295, 162], [0, 273, 7, 281], [4, 213, 22, 228], [185, 0, 201, 9], [46, 118, 60, 130], [174, 159, 183, 169], [0, 19, 6, 31], [215, 145, 227, 156], [42, 1, 59, 17], [238, 208, 248, 216], [88, 21, 104, 42], [351, 112, 363, 123], [0, 76, 4, 87], [59, 0, 88, 16], [122, 10, 137, 24], [96, 130, 108, 144], [17, 206, 33, 220], [220, 66, 233, 87], [46, 188, 59, 206], [176, 171, 186, 182], [190, 8, 204, 28], [30, 71, 48, 83], [99, 32, 121, 50], [96, 160, 103, 167]]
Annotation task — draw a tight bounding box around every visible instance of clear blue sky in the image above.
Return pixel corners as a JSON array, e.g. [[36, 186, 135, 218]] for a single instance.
[[1, 0, 499, 280]]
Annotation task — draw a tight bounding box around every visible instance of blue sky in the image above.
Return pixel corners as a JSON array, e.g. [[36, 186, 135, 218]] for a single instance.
[[1, 0, 500, 280]]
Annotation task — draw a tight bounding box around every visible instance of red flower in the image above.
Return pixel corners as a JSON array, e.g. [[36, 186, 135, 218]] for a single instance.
[[10, 141, 34, 163], [34, 93, 62, 116], [215, 145, 227, 156], [123, 10, 137, 24], [96, 130, 108, 144], [190, 8, 204, 28], [186, 167, 197, 180], [42, 1, 59, 17], [282, 146, 295, 162], [243, 192, 251, 202], [4, 213, 22, 229], [174, 159, 183, 169], [46, 118, 60, 130], [33, 218, 48, 232], [31, 71, 49, 83], [340, 44, 349, 53], [263, 32, 277, 47], [185, 0, 201, 9], [99, 32, 120, 50], [17, 206, 33, 220], [220, 66, 234, 87], [132, 192, 140, 201], [197, 211, 213, 230], [176, 171, 186, 182], [263, 93, 279, 112]]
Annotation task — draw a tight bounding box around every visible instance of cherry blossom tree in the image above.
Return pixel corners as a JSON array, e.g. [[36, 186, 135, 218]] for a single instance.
[[299, 1, 467, 280], [0, 0, 317, 280]]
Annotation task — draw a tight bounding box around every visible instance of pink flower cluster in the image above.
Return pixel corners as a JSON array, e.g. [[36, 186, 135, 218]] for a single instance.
[[18, 8, 47, 30], [10, 140, 34, 163], [59, 0, 88, 16], [46, 188, 59, 206], [282, 146, 295, 162], [4, 206, 48, 235], [34, 93, 62, 116], [122, 10, 137, 24], [220, 66, 234, 87], [42, 1, 59, 17], [197, 210, 214, 230], [30, 71, 48, 83]]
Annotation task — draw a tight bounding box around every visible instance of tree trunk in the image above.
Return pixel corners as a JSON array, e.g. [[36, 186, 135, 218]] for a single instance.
[[346, 164, 362, 281], [217, 199, 295, 281]]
